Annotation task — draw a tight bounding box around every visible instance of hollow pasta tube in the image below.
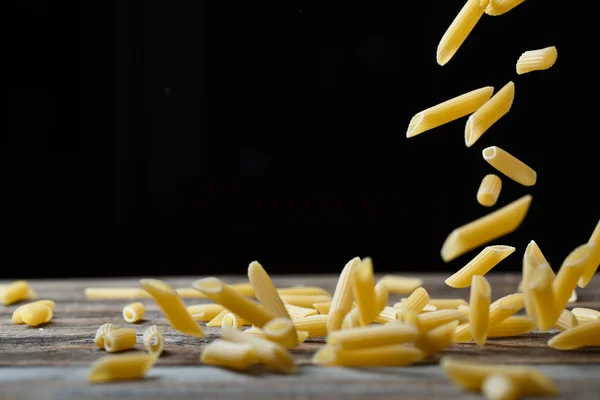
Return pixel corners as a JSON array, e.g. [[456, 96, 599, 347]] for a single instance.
[[206, 309, 229, 327], [313, 301, 331, 315], [222, 312, 248, 330], [477, 174, 502, 207], [285, 304, 318, 319], [482, 145, 536, 186], [279, 295, 332, 308], [488, 316, 535, 337], [327, 322, 418, 349], [292, 315, 328, 338], [548, 320, 600, 350], [12, 300, 55, 324], [122, 302, 145, 323], [374, 306, 400, 324], [142, 325, 164, 357], [516, 46, 558, 75], [201, 340, 258, 371], [351, 257, 379, 326], [313, 344, 423, 367], [579, 219, 600, 288], [396, 287, 431, 316], [341, 308, 361, 330], [186, 304, 225, 322], [555, 310, 578, 331], [465, 82, 515, 147], [485, 0, 527, 16], [327, 257, 360, 332], [571, 308, 599, 323], [469, 275, 491, 347], [446, 246, 515, 288], [529, 264, 560, 331], [88, 353, 155, 383], [21, 303, 53, 327], [553, 244, 593, 311], [104, 328, 137, 353], [418, 309, 466, 332], [94, 323, 118, 348]]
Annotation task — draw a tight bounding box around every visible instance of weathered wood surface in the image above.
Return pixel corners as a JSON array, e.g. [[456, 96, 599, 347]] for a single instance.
[[1, 274, 599, 399]]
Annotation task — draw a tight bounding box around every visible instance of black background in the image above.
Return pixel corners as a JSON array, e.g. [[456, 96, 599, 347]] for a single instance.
[[4, 1, 597, 279]]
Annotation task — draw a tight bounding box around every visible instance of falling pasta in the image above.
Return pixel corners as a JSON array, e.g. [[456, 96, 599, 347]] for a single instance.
[[548, 320, 600, 350], [516, 46, 558, 74], [469, 276, 491, 347], [122, 302, 145, 323], [142, 325, 164, 357], [201, 340, 258, 371], [482, 146, 537, 186], [94, 323, 118, 348], [579, 219, 600, 288], [553, 244, 594, 312], [327, 257, 360, 332], [446, 245, 515, 288], [88, 353, 156, 383], [104, 328, 137, 353], [351, 257, 379, 326], [313, 344, 423, 367], [465, 82, 515, 148], [477, 174, 502, 207], [485, 0, 527, 16]]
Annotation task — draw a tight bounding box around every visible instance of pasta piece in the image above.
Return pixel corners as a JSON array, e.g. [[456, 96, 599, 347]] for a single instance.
[[579, 219, 600, 288], [1, 280, 32, 305], [529, 264, 560, 330], [441, 194, 532, 262], [201, 339, 258, 371], [292, 315, 328, 338], [482, 374, 521, 400], [122, 302, 145, 323], [395, 287, 430, 315], [488, 316, 535, 337], [571, 307, 600, 323], [206, 309, 229, 327], [192, 277, 275, 329], [548, 320, 600, 350], [222, 312, 248, 329], [441, 357, 558, 396], [327, 322, 418, 349], [436, 0, 489, 66], [465, 82, 515, 148], [374, 306, 400, 324], [469, 275, 491, 347], [313, 301, 331, 315], [313, 344, 423, 367], [327, 257, 360, 332], [186, 304, 225, 322], [568, 290, 577, 303], [12, 300, 55, 324], [485, 0, 527, 16], [482, 146, 536, 186], [351, 257, 379, 326], [428, 299, 469, 310], [341, 308, 361, 329], [84, 283, 255, 300], [142, 325, 164, 357], [279, 294, 332, 308], [446, 245, 515, 288], [221, 326, 295, 373], [477, 174, 502, 207], [263, 318, 299, 349], [104, 328, 137, 353], [406, 86, 494, 138], [21, 303, 53, 327], [555, 310, 578, 331], [140, 279, 205, 338], [416, 320, 459, 357], [242, 327, 308, 344], [375, 280, 389, 311], [516, 46, 557, 75], [521, 242, 553, 322], [378, 274, 424, 294], [88, 353, 155, 383], [285, 304, 318, 319], [94, 323, 118, 348], [276, 286, 331, 296], [553, 244, 593, 312], [419, 310, 466, 332], [457, 304, 470, 317], [178, 283, 256, 298], [296, 330, 309, 344]]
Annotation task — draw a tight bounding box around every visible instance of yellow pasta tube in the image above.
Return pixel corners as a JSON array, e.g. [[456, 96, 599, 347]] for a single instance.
[[441, 357, 558, 396], [477, 174, 502, 207], [142, 325, 164, 357], [104, 328, 137, 353], [327, 322, 418, 349], [341, 308, 361, 329], [428, 299, 469, 310], [122, 302, 145, 323], [568, 290, 577, 303], [222, 312, 248, 329], [201, 339, 258, 370], [375, 280, 388, 311], [529, 264, 560, 331], [482, 374, 521, 400], [221, 326, 295, 373], [378, 274, 424, 294], [21, 303, 53, 327], [516, 46, 557, 75], [465, 82, 515, 148], [579, 219, 600, 288], [436, 0, 489, 66], [88, 353, 155, 383], [555, 309, 578, 331], [418, 310, 466, 332], [327, 257, 360, 332], [206, 309, 229, 327], [406, 86, 494, 138], [192, 277, 275, 329], [416, 320, 459, 357], [292, 315, 328, 338], [296, 330, 309, 344], [279, 294, 332, 308], [488, 316, 535, 337], [313, 301, 331, 315], [276, 286, 331, 296], [396, 287, 430, 315], [553, 244, 593, 311], [140, 279, 205, 338], [446, 245, 515, 288], [186, 304, 225, 322], [351, 257, 379, 326], [485, 0, 527, 16], [571, 307, 600, 323], [548, 320, 600, 350], [1, 280, 32, 305], [482, 146, 536, 186], [285, 304, 318, 319], [12, 300, 55, 324], [313, 344, 423, 367], [263, 317, 299, 349], [469, 275, 491, 347], [94, 323, 118, 348], [374, 306, 400, 324], [441, 194, 532, 262], [241, 327, 308, 344]]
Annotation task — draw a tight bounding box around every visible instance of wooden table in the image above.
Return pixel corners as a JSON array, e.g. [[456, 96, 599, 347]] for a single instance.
[[1, 274, 599, 399]]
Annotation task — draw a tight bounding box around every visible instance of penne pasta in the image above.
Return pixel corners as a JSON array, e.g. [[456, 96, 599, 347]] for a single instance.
[[21, 303, 53, 327], [142, 325, 164, 357], [327, 322, 418, 349], [140, 279, 205, 338], [374, 306, 400, 324], [521, 241, 553, 322], [88, 353, 155, 383], [441, 194, 532, 262], [351, 257, 379, 326], [122, 302, 145, 323], [446, 245, 515, 288], [418, 310, 466, 332], [579, 219, 600, 288], [378, 274, 424, 294], [276, 286, 331, 296], [263, 317, 299, 349], [428, 299, 469, 310], [313, 301, 331, 315], [375, 280, 389, 313], [548, 320, 600, 350], [441, 357, 558, 396], [201, 340, 258, 371], [482, 374, 521, 400], [571, 307, 600, 323], [436, 0, 489, 66], [186, 303, 225, 322], [529, 264, 560, 331], [469, 276, 491, 347], [516, 46, 558, 75], [192, 277, 275, 329], [177, 283, 255, 298], [292, 315, 329, 338], [94, 323, 118, 348], [341, 308, 361, 330], [279, 294, 332, 309], [488, 316, 535, 337], [406, 86, 494, 138], [104, 328, 137, 353], [313, 344, 423, 367], [395, 287, 431, 315], [555, 309, 579, 331], [206, 309, 229, 327], [84, 282, 255, 300], [485, 0, 527, 16], [296, 330, 310, 344], [12, 300, 55, 324], [477, 174, 502, 207], [553, 244, 593, 312], [568, 290, 577, 303], [327, 257, 360, 332], [482, 145, 536, 186], [222, 312, 248, 330], [285, 304, 318, 319], [1, 280, 32, 305], [465, 82, 515, 148], [415, 320, 458, 357]]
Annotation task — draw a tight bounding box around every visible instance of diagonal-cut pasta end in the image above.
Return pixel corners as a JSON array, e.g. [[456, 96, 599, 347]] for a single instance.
[[464, 116, 476, 147], [312, 346, 338, 366], [436, 46, 450, 67], [441, 230, 464, 263], [482, 146, 497, 160], [140, 279, 175, 294], [192, 277, 223, 294], [406, 112, 425, 138]]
